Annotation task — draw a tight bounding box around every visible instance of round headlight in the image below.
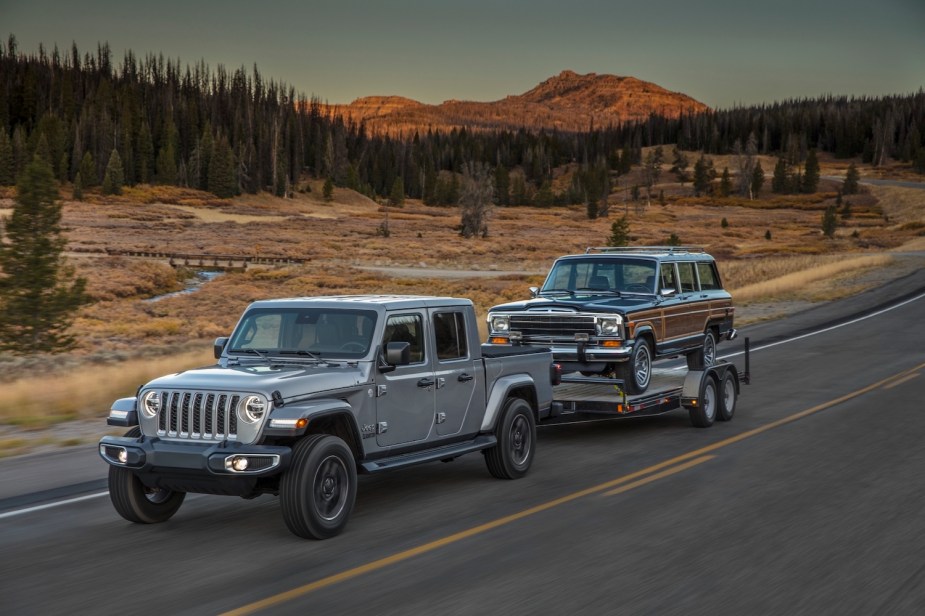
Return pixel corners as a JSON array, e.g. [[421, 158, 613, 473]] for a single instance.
[[490, 315, 510, 333], [140, 391, 160, 418], [239, 395, 267, 423], [598, 317, 622, 336]]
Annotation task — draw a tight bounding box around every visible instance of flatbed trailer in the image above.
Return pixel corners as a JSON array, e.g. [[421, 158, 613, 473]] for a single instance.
[[545, 339, 751, 428]]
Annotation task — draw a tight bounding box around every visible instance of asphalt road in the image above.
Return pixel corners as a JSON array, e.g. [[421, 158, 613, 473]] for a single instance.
[[2, 270, 925, 615]]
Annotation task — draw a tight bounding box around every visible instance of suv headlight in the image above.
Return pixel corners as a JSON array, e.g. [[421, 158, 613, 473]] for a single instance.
[[238, 395, 268, 424], [489, 314, 510, 333], [140, 391, 160, 418], [597, 316, 622, 336]]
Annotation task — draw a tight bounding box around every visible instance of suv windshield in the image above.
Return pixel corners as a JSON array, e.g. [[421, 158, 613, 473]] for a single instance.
[[228, 308, 377, 359], [541, 257, 657, 295]]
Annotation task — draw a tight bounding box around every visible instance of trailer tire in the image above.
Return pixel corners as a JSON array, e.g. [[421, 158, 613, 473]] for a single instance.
[[717, 370, 737, 422], [108, 427, 186, 524], [280, 434, 357, 539], [484, 398, 536, 479], [688, 374, 718, 428]]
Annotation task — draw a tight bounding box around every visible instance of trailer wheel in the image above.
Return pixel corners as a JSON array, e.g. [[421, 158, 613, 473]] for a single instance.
[[686, 329, 717, 371], [618, 339, 652, 395], [484, 398, 536, 479], [280, 434, 357, 539], [688, 374, 718, 428], [717, 370, 737, 422], [108, 427, 186, 524]]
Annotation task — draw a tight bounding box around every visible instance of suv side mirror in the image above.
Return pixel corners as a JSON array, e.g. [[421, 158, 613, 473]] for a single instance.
[[214, 336, 229, 359], [384, 341, 411, 367], [529, 286, 539, 298]]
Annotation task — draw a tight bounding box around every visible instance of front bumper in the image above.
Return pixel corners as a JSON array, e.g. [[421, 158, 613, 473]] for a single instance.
[[99, 435, 291, 477], [546, 344, 631, 363]]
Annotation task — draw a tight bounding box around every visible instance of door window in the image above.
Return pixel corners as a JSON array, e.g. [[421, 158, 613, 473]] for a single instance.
[[678, 262, 698, 293], [433, 312, 468, 361], [384, 314, 425, 363]]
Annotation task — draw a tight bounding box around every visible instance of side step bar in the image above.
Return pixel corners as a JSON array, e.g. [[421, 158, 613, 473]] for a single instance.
[[360, 435, 497, 473]]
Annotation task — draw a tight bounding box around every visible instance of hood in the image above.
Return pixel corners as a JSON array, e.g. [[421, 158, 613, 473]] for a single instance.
[[491, 294, 654, 315], [143, 361, 373, 401]]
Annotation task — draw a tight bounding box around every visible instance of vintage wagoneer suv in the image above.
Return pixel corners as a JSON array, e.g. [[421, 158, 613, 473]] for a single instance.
[[486, 247, 736, 394]]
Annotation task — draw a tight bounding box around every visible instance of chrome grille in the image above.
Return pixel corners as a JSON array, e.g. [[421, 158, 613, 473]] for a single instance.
[[509, 314, 597, 341], [154, 390, 241, 440]]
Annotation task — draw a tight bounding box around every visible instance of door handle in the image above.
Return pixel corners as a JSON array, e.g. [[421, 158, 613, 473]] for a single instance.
[[417, 378, 435, 388], [458, 373, 474, 382]]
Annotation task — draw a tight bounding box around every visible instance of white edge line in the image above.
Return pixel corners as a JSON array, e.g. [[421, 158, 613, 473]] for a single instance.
[[0, 491, 108, 520]]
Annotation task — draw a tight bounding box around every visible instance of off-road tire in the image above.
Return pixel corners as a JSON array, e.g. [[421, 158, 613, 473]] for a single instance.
[[108, 427, 186, 524], [484, 398, 536, 479], [280, 434, 357, 539]]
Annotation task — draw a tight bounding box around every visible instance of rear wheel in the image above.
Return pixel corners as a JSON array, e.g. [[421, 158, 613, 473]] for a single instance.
[[686, 329, 717, 371], [717, 370, 737, 421], [108, 427, 186, 524], [688, 374, 718, 428], [484, 398, 536, 479], [280, 434, 357, 539], [618, 339, 652, 395]]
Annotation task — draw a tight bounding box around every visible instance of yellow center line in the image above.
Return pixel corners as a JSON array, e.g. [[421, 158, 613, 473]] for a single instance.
[[883, 372, 918, 390], [223, 359, 925, 616], [602, 455, 715, 497]]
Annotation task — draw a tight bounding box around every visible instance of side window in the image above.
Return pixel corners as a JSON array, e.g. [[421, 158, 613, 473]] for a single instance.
[[384, 314, 425, 363], [659, 263, 679, 293], [678, 262, 698, 293], [697, 262, 721, 290], [433, 312, 468, 361]]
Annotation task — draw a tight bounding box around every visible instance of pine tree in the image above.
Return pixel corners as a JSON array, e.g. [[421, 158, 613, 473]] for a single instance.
[[843, 163, 860, 194], [607, 216, 630, 247], [459, 162, 494, 238], [208, 137, 237, 198], [156, 143, 177, 185], [751, 161, 765, 197], [771, 157, 789, 194], [821, 205, 837, 238], [0, 156, 87, 353], [72, 171, 83, 200], [0, 130, 13, 185], [719, 167, 732, 197], [79, 151, 97, 187], [494, 165, 510, 206], [389, 176, 404, 207], [323, 177, 334, 201], [136, 121, 154, 184], [102, 148, 124, 195], [693, 154, 713, 196], [801, 149, 820, 193]]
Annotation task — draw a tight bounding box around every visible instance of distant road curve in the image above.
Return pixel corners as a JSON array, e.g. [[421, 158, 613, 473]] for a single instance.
[[822, 175, 925, 189]]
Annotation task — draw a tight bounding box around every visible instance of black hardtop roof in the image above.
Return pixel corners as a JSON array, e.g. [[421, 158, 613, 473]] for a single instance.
[[245, 295, 473, 312]]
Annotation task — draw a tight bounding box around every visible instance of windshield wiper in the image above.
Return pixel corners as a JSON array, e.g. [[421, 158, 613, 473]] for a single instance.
[[230, 348, 270, 359], [575, 288, 622, 296], [276, 349, 340, 366], [539, 289, 575, 296]]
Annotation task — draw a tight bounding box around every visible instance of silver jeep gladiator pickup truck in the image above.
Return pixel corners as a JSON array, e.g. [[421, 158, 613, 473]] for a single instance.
[[99, 295, 555, 539]]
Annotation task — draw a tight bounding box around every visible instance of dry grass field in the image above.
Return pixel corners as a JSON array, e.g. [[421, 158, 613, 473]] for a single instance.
[[0, 151, 923, 443]]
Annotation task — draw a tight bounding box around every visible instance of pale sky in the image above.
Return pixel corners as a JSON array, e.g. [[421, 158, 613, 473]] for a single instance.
[[2, 0, 923, 109]]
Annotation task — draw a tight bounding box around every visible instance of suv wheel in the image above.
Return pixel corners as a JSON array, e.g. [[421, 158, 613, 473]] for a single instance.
[[619, 339, 652, 395], [686, 329, 717, 371]]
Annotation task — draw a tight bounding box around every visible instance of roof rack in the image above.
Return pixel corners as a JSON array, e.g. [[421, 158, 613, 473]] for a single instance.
[[585, 246, 706, 255]]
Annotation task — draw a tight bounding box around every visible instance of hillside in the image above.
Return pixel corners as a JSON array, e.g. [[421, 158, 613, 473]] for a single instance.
[[328, 70, 709, 135]]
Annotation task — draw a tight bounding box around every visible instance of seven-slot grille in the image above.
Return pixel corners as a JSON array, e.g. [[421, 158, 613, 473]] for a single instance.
[[155, 390, 240, 440], [508, 313, 598, 341]]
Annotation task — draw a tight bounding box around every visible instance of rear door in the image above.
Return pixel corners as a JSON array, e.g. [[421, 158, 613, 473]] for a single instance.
[[430, 309, 482, 437]]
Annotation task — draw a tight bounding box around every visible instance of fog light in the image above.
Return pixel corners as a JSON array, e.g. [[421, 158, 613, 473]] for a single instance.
[[118, 449, 128, 464], [231, 456, 249, 472]]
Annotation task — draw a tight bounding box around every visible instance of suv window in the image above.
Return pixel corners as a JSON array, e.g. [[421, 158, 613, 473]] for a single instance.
[[384, 314, 425, 363], [697, 262, 721, 290], [660, 263, 679, 293], [678, 262, 698, 293], [433, 312, 468, 361]]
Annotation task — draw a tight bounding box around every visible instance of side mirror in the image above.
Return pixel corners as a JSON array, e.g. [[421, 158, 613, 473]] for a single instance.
[[529, 286, 539, 298], [214, 336, 229, 359], [660, 288, 677, 297], [384, 341, 411, 367]]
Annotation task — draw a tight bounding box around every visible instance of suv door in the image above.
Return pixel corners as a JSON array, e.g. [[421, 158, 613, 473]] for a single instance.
[[430, 309, 482, 437], [376, 312, 435, 447]]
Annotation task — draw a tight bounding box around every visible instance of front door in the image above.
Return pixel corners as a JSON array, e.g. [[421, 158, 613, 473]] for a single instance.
[[376, 312, 435, 447]]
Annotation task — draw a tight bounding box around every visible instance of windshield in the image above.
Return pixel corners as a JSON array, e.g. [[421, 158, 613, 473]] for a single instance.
[[228, 307, 378, 359], [541, 257, 657, 295]]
